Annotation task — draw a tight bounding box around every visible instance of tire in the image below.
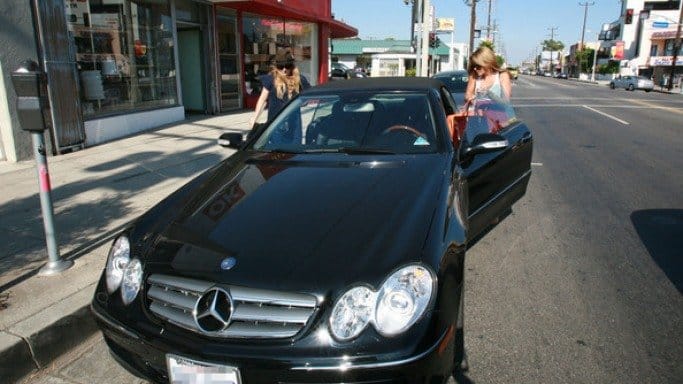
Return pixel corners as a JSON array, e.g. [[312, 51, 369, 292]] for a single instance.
[[610, 82, 615, 89], [628, 84, 635, 91], [645, 89, 652, 92]]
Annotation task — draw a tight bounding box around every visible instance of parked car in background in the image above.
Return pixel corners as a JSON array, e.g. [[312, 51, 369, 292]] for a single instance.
[[554, 72, 568, 79], [609, 75, 654, 92], [329, 62, 367, 80], [432, 69, 469, 106], [91, 78, 533, 384]]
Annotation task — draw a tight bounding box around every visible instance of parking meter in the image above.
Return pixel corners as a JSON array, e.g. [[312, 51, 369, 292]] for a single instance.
[[11, 60, 49, 132], [11, 60, 73, 275]]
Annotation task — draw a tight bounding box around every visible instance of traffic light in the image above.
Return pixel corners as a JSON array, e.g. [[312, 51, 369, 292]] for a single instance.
[[429, 32, 439, 48], [625, 8, 633, 24]]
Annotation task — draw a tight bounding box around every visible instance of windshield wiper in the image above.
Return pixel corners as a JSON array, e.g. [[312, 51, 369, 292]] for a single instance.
[[303, 147, 396, 154], [260, 148, 302, 154]]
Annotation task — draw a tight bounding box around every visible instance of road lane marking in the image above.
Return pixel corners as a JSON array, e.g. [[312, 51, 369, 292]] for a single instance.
[[582, 105, 630, 125], [531, 162, 543, 166], [627, 98, 683, 116]]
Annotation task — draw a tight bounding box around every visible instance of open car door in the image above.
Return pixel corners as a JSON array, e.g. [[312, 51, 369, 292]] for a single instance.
[[459, 93, 533, 241]]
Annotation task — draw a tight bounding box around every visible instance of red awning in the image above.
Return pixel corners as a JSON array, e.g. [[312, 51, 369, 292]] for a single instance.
[[215, 0, 357, 38]]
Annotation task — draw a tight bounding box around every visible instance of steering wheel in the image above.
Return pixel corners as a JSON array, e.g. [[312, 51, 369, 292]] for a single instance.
[[381, 124, 425, 138]]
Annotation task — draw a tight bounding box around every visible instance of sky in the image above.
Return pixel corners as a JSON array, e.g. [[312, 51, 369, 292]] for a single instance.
[[331, 0, 624, 65]]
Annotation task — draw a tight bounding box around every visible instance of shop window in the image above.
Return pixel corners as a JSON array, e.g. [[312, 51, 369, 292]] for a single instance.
[[650, 44, 658, 57], [242, 14, 317, 98], [66, 0, 178, 118]]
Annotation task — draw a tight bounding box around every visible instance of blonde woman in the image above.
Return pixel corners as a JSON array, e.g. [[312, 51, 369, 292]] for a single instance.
[[464, 46, 512, 102], [249, 49, 311, 128]]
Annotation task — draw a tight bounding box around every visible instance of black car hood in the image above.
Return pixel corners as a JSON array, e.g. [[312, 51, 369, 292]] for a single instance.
[[145, 152, 446, 294]]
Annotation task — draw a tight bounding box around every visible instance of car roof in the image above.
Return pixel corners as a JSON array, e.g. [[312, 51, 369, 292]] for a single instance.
[[305, 77, 445, 94], [432, 70, 468, 77]]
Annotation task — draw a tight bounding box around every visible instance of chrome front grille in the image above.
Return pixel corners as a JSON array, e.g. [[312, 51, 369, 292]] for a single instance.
[[146, 274, 318, 338]]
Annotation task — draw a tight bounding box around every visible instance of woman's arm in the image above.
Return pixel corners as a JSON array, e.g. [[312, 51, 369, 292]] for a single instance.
[[465, 74, 477, 102], [249, 88, 269, 127], [500, 71, 512, 100]]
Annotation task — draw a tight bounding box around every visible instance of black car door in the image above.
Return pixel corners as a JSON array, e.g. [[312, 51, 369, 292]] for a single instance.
[[459, 99, 533, 240]]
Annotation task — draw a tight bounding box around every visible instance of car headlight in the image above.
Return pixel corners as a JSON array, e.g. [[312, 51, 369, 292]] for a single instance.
[[375, 265, 434, 336], [120, 258, 143, 305], [329, 286, 375, 341], [329, 264, 435, 341], [105, 236, 130, 293]]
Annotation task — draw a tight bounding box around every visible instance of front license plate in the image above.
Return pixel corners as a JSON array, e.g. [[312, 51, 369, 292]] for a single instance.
[[167, 354, 241, 384]]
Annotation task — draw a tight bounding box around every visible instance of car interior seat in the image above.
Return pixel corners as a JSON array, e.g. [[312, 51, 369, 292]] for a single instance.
[[315, 101, 376, 146]]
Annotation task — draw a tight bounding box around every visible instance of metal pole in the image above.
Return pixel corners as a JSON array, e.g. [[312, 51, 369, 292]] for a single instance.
[[421, 0, 431, 76], [416, 0, 423, 76], [591, 40, 599, 82], [667, 4, 683, 91], [32, 132, 73, 275]]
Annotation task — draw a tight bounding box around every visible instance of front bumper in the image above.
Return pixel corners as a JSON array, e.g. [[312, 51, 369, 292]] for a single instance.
[[91, 300, 454, 384]]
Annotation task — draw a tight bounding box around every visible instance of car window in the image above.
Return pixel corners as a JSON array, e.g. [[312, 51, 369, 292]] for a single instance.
[[253, 92, 439, 154], [462, 92, 518, 140], [434, 74, 468, 93]]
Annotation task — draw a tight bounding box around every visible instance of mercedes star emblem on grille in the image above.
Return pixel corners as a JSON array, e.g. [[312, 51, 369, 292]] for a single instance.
[[193, 287, 233, 333]]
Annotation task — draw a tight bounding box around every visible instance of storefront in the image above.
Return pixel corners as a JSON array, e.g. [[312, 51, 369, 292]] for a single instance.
[[215, 0, 356, 109], [1, 0, 355, 161], [649, 30, 683, 87]]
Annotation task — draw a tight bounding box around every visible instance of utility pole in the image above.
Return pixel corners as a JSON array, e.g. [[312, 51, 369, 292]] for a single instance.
[[465, 0, 478, 57], [548, 26, 558, 73], [579, 2, 595, 50], [667, 4, 682, 91], [486, 0, 493, 40]]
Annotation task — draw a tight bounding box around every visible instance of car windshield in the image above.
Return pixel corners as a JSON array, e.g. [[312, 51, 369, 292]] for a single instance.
[[252, 91, 439, 154]]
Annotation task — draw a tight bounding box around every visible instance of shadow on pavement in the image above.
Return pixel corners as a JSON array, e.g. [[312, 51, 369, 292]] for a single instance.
[[0, 134, 224, 289], [630, 209, 683, 294]]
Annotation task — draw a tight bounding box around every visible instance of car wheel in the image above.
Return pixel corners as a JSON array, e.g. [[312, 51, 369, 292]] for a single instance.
[[628, 84, 635, 91], [610, 83, 615, 89], [645, 89, 652, 92]]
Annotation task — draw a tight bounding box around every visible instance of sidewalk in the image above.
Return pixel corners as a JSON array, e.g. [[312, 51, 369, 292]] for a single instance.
[[0, 111, 252, 383]]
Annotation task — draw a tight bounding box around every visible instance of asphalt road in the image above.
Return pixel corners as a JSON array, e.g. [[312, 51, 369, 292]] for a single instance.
[[26, 77, 683, 384]]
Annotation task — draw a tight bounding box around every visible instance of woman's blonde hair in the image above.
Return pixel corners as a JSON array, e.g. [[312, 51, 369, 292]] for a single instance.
[[271, 49, 302, 99], [468, 46, 502, 75]]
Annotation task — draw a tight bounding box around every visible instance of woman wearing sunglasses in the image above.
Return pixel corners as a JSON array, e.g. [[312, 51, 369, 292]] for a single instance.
[[249, 49, 311, 128], [464, 46, 512, 103]]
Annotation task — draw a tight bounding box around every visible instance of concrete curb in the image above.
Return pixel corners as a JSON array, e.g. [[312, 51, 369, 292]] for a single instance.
[[0, 286, 98, 383]]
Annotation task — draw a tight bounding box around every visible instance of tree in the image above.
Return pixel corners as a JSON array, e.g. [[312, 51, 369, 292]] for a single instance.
[[355, 54, 372, 70], [477, 41, 505, 68], [575, 48, 595, 73], [542, 39, 564, 71]]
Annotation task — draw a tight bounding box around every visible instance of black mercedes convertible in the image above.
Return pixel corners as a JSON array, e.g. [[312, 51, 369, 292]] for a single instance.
[[91, 77, 532, 383]]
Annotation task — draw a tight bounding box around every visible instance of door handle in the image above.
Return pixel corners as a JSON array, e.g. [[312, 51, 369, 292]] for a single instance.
[[521, 132, 532, 144]]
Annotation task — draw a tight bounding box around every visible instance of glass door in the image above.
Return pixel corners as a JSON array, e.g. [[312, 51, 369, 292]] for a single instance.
[[217, 9, 240, 110]]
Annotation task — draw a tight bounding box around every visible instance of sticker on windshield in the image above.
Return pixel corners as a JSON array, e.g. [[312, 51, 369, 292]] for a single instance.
[[413, 137, 430, 146]]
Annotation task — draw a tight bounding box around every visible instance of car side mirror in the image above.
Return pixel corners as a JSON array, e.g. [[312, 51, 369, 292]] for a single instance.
[[217, 132, 244, 149], [460, 133, 508, 159]]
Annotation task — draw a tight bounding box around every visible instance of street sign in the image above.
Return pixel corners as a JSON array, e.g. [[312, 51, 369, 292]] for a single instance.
[[652, 21, 669, 28]]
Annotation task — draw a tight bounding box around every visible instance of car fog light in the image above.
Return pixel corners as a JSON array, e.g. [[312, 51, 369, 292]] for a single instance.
[[375, 265, 434, 336], [329, 286, 375, 341], [105, 236, 130, 293], [120, 259, 143, 305]]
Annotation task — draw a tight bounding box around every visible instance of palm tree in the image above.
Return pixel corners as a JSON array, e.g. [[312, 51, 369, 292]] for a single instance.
[[542, 39, 564, 72]]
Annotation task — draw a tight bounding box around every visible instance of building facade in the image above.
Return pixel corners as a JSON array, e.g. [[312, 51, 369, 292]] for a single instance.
[[600, 0, 681, 83], [330, 38, 452, 78], [0, 0, 355, 162]]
